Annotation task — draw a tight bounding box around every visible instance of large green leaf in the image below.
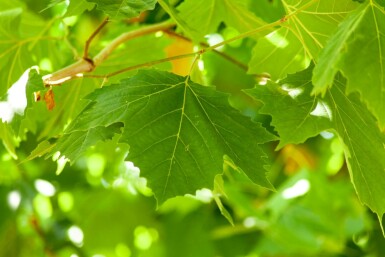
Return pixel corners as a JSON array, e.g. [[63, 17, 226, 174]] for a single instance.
[[61, 69, 276, 203], [313, 0, 385, 128], [176, 0, 267, 40], [247, 65, 385, 220], [248, 0, 358, 79], [86, 0, 157, 18]]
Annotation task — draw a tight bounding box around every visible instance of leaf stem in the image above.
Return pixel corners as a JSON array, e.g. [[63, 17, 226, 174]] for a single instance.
[[44, 0, 318, 85], [164, 30, 249, 72], [83, 52, 198, 78], [43, 20, 176, 85], [83, 17, 110, 60]]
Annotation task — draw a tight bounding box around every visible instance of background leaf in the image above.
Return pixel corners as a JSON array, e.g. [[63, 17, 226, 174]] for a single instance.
[[248, 0, 358, 79], [86, 0, 157, 18], [313, 0, 385, 128], [247, 65, 385, 218], [176, 0, 267, 40]]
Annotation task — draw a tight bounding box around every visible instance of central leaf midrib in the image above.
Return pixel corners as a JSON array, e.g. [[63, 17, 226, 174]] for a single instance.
[[162, 80, 189, 198]]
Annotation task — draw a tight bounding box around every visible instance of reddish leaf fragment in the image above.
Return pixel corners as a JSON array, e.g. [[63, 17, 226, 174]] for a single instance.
[[44, 88, 55, 110]]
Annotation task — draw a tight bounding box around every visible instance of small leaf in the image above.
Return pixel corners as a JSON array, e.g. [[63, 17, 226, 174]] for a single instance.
[[213, 174, 234, 226], [21, 140, 54, 163], [64, 69, 276, 204], [86, 0, 157, 18]]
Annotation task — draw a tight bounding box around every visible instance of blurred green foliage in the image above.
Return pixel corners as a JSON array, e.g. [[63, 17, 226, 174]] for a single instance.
[[1, 0, 385, 256]]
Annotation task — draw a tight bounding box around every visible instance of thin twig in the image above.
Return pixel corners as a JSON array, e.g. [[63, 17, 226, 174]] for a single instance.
[[43, 0, 318, 86], [163, 30, 249, 72], [83, 53, 197, 79], [83, 17, 109, 60], [43, 20, 176, 85]]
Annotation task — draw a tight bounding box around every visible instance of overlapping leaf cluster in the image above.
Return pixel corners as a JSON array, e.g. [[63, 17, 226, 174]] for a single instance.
[[1, 1, 385, 251]]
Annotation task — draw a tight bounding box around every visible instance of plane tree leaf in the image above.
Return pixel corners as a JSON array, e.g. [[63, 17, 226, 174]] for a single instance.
[[313, 0, 385, 128], [247, 65, 385, 218], [59, 69, 276, 204], [176, 0, 267, 40], [248, 0, 358, 79], [65, 0, 96, 17], [86, 0, 157, 18]]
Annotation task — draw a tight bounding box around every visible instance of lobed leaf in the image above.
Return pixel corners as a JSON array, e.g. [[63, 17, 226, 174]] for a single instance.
[[247, 65, 385, 219], [248, 0, 358, 79], [176, 0, 267, 40], [63, 69, 276, 204], [313, 0, 385, 128]]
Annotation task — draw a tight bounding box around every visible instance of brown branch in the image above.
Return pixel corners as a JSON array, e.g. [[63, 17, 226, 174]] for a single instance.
[[163, 30, 249, 72], [83, 53, 197, 79], [83, 17, 109, 60], [43, 0, 317, 86], [43, 20, 176, 85]]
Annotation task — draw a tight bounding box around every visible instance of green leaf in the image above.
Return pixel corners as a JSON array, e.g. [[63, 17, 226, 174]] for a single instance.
[[213, 174, 234, 226], [248, 0, 358, 79], [313, 1, 385, 127], [21, 140, 54, 163], [86, 0, 157, 18], [176, 0, 267, 40], [0, 122, 17, 159], [247, 65, 385, 219], [248, 0, 285, 23], [65, 0, 96, 17], [0, 8, 23, 95], [51, 123, 123, 163], [63, 69, 276, 204]]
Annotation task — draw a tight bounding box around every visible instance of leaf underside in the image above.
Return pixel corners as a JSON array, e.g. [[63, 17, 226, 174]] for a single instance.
[[59, 69, 276, 204]]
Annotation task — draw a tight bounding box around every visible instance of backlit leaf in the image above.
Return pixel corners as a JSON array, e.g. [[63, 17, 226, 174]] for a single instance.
[[177, 0, 267, 40], [313, 0, 385, 127], [247, 65, 385, 218], [86, 0, 157, 18], [248, 0, 358, 79], [63, 69, 276, 203]]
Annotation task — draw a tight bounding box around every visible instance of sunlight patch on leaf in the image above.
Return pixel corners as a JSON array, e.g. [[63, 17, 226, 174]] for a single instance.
[[282, 178, 310, 199], [0, 66, 39, 123], [266, 30, 289, 48], [310, 100, 332, 120]]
